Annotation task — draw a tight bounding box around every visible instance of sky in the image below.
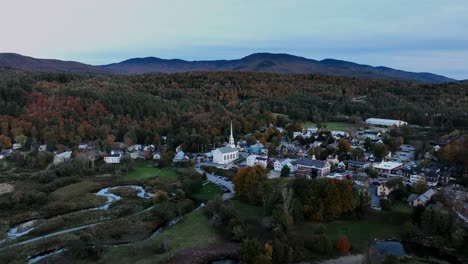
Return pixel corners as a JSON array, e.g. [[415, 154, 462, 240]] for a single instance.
[[1, 0, 467, 79]]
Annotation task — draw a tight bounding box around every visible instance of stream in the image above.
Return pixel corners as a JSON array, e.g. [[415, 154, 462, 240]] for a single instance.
[[26, 202, 206, 262], [2, 185, 152, 241]]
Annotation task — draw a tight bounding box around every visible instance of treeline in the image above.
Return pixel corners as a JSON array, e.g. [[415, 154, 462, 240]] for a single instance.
[[0, 70, 467, 153]]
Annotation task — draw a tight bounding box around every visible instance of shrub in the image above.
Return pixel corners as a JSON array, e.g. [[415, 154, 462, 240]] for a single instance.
[[336, 235, 351, 255]]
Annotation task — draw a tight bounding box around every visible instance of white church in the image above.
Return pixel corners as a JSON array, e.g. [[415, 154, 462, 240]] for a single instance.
[[212, 122, 239, 165]]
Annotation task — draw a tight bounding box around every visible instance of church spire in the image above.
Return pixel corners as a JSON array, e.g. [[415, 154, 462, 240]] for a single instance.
[[229, 121, 235, 148]]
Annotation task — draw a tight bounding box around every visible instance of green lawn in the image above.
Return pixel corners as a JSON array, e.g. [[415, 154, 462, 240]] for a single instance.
[[301, 122, 354, 131], [126, 163, 178, 180], [231, 200, 264, 220], [391, 201, 412, 214], [192, 182, 224, 201], [294, 220, 400, 251], [105, 211, 220, 263]]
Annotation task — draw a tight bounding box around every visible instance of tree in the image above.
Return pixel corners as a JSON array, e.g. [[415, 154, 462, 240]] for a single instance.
[[0, 135, 12, 149], [367, 168, 378, 178], [233, 166, 267, 204], [350, 147, 364, 160], [412, 180, 428, 195], [280, 165, 291, 177], [337, 138, 351, 154], [372, 143, 388, 159], [336, 235, 351, 255]]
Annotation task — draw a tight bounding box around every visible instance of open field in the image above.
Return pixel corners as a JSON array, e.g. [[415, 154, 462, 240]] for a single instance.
[[391, 201, 412, 214], [302, 122, 354, 130], [126, 162, 178, 180], [231, 199, 264, 220], [293, 220, 400, 252], [192, 182, 223, 201], [104, 210, 220, 263]]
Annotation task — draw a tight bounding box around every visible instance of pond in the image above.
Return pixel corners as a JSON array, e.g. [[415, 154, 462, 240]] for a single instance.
[[371, 240, 463, 264]]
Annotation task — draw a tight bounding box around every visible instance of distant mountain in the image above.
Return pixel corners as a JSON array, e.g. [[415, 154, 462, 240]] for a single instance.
[[0, 52, 455, 83], [0, 53, 108, 74], [101, 53, 454, 83]]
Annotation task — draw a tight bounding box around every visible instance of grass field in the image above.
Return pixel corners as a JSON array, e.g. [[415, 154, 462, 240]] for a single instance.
[[231, 200, 264, 220], [126, 162, 178, 180], [294, 220, 400, 251], [192, 182, 224, 201], [105, 211, 219, 263], [301, 122, 354, 130], [391, 201, 412, 214]]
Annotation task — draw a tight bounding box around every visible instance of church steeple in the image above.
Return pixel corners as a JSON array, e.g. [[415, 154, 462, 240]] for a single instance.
[[228, 121, 235, 148]]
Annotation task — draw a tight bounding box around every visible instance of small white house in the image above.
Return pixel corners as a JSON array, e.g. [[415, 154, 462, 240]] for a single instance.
[[246, 155, 268, 168], [273, 159, 297, 173], [409, 174, 426, 184], [53, 151, 73, 164], [12, 143, 22, 150], [39, 145, 47, 151], [104, 154, 121, 164]]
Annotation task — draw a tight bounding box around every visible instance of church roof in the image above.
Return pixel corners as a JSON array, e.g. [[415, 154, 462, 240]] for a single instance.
[[216, 147, 238, 154]]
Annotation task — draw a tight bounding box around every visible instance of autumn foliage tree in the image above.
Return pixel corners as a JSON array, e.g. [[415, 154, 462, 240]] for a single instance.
[[336, 235, 351, 255], [233, 166, 267, 205]]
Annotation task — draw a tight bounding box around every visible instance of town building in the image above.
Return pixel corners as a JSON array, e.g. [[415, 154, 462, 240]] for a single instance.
[[373, 161, 403, 177], [295, 157, 331, 178], [273, 159, 297, 173], [408, 189, 436, 207], [365, 118, 408, 127]]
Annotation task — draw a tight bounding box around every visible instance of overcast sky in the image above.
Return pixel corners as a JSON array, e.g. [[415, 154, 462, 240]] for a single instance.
[[1, 0, 467, 79]]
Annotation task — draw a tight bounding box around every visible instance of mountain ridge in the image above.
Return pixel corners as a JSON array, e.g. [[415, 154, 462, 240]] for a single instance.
[[0, 52, 455, 83]]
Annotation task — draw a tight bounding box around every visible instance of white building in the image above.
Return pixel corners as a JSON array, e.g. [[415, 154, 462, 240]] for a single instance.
[[373, 161, 403, 176], [246, 155, 268, 168], [273, 159, 297, 173], [12, 143, 22, 150], [212, 122, 238, 165], [365, 118, 408, 127], [409, 174, 426, 184], [53, 151, 73, 164], [104, 154, 121, 164]]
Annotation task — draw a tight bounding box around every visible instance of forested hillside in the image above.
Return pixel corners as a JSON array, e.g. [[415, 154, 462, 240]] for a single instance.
[[0, 70, 466, 152]]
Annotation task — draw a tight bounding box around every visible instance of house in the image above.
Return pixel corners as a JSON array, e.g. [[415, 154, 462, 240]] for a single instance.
[[361, 130, 381, 141], [78, 143, 92, 151], [373, 161, 403, 177], [327, 172, 346, 180], [104, 154, 121, 164], [326, 155, 340, 166], [173, 151, 189, 163], [128, 144, 143, 152], [39, 144, 47, 151], [212, 147, 238, 165], [296, 158, 331, 178], [246, 155, 268, 168], [346, 160, 370, 171], [337, 161, 346, 170], [352, 174, 370, 187], [377, 183, 394, 197], [408, 189, 436, 207], [0, 149, 12, 160], [409, 174, 426, 184], [12, 143, 22, 150], [153, 153, 161, 160], [245, 143, 264, 154], [130, 151, 145, 160], [274, 159, 297, 173], [53, 151, 73, 164], [365, 118, 408, 127]]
